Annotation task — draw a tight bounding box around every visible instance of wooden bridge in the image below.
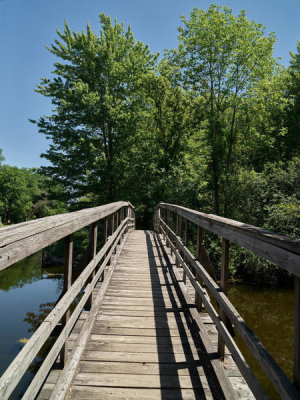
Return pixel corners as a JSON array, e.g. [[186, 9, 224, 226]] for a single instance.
[[0, 202, 300, 399]]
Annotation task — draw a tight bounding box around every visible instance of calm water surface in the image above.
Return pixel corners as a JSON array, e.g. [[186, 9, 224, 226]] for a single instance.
[[0, 255, 294, 399], [0, 252, 63, 399], [227, 283, 294, 400]]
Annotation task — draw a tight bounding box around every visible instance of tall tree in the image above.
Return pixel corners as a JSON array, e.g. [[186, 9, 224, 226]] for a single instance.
[[285, 40, 300, 157], [168, 4, 277, 214], [32, 13, 157, 203], [0, 148, 5, 164]]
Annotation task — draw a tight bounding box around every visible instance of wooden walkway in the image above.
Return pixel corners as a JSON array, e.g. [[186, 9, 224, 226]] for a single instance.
[[39, 230, 253, 399]]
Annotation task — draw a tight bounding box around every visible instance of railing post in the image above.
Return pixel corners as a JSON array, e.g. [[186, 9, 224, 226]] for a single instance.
[[195, 226, 205, 311], [218, 238, 230, 360], [166, 210, 170, 248], [87, 221, 98, 307], [60, 233, 73, 366], [183, 219, 188, 284], [169, 211, 173, 256], [104, 217, 108, 243], [112, 212, 115, 235], [156, 207, 161, 233], [177, 215, 182, 268], [294, 276, 300, 389], [116, 210, 119, 229], [175, 213, 180, 268]]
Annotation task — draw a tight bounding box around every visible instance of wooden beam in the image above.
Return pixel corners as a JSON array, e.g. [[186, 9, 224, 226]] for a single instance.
[[218, 238, 230, 360], [87, 222, 98, 308], [23, 222, 129, 400], [195, 226, 204, 311], [160, 218, 300, 400], [0, 217, 130, 400], [48, 230, 129, 400], [183, 219, 188, 284], [0, 201, 133, 272], [159, 203, 300, 274], [60, 234, 73, 366]]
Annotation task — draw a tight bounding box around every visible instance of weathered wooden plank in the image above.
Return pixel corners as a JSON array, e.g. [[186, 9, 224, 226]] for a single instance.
[[78, 360, 205, 376], [0, 219, 129, 400], [158, 238, 239, 400], [22, 224, 129, 400], [159, 203, 300, 254], [159, 203, 300, 273], [73, 341, 201, 355], [218, 238, 230, 360], [70, 386, 213, 400], [0, 202, 134, 271], [81, 350, 200, 363], [99, 309, 187, 317], [48, 232, 129, 400], [60, 233, 73, 366], [73, 372, 209, 389], [160, 219, 300, 400], [94, 316, 190, 330], [70, 333, 194, 345]]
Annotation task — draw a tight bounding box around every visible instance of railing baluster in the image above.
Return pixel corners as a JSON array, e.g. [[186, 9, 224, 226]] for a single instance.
[[175, 213, 180, 268], [112, 212, 115, 234], [86, 222, 98, 306], [218, 237, 230, 360], [116, 209, 119, 229], [183, 219, 188, 284], [104, 217, 108, 243], [195, 226, 204, 311], [60, 233, 73, 366]]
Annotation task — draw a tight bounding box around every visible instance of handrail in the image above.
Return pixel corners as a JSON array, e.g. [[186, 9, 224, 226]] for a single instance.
[[0, 201, 135, 400], [0, 201, 134, 271], [154, 202, 300, 400], [157, 202, 300, 274]]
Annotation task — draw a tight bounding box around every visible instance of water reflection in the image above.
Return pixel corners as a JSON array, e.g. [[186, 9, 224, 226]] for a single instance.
[[0, 253, 63, 398], [227, 283, 293, 400], [0, 253, 43, 292]]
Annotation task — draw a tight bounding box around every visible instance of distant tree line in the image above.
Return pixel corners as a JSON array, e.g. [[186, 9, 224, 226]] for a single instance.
[[2, 5, 299, 284], [0, 151, 66, 225]]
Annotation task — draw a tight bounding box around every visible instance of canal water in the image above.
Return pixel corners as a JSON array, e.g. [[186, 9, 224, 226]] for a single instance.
[[0, 254, 294, 399], [0, 252, 64, 399], [226, 282, 294, 400]]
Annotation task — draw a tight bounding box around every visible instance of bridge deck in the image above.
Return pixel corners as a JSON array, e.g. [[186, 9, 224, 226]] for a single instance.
[[38, 230, 253, 399]]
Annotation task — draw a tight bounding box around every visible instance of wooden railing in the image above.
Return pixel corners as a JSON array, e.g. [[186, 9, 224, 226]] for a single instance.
[[154, 202, 300, 400], [0, 201, 135, 400]]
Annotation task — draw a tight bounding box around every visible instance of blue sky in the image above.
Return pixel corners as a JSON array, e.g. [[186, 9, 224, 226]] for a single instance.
[[0, 0, 299, 168]]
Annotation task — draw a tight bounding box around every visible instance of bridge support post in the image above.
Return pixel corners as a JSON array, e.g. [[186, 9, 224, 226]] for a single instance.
[[218, 238, 229, 360], [294, 276, 300, 389], [60, 233, 73, 366]]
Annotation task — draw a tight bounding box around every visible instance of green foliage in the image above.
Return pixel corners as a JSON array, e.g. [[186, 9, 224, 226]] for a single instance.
[[29, 8, 299, 285], [168, 4, 277, 214], [0, 161, 66, 224], [32, 13, 158, 204], [0, 148, 5, 164], [0, 165, 41, 224], [284, 40, 300, 157], [0, 252, 43, 292]]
